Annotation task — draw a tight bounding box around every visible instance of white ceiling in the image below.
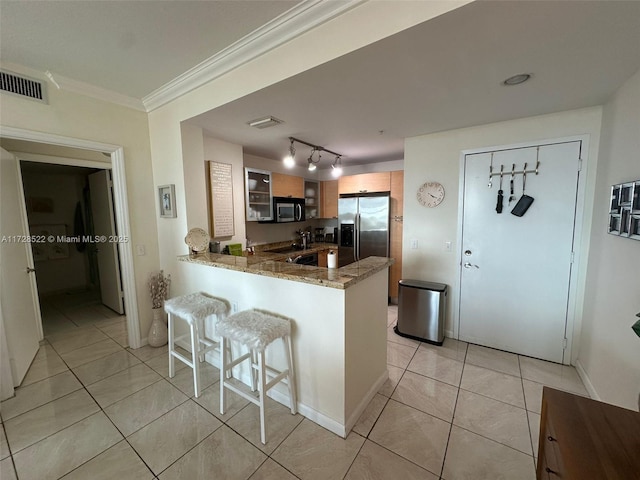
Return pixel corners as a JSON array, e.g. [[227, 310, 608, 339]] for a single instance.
[[2, 1, 640, 167]]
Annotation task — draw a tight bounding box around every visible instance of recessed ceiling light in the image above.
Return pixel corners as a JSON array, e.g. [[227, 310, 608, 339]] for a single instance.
[[502, 73, 532, 86], [247, 116, 283, 129]]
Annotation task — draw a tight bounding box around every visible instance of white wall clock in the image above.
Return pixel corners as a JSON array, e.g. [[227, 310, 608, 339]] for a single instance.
[[417, 181, 445, 207]]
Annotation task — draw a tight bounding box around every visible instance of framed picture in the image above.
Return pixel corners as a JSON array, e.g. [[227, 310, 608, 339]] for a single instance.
[[159, 184, 176, 218]]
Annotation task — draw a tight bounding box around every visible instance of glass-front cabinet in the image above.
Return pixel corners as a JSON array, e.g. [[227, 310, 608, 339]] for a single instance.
[[304, 179, 320, 219], [245, 168, 273, 221]]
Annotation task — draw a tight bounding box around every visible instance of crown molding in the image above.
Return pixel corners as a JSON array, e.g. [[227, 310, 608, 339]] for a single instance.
[[142, 0, 365, 112]]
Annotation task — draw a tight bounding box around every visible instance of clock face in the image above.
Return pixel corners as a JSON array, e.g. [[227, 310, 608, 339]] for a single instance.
[[417, 182, 445, 208]]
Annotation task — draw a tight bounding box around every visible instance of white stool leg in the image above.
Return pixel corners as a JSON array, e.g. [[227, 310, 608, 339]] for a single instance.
[[191, 323, 201, 398], [168, 313, 175, 378], [258, 349, 267, 444], [220, 336, 228, 415], [283, 335, 297, 414]]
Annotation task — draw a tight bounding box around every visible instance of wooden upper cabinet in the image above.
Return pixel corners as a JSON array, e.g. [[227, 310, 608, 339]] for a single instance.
[[271, 173, 304, 198], [338, 172, 391, 194], [321, 180, 338, 218]]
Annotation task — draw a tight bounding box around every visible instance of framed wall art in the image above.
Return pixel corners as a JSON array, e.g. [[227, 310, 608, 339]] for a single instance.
[[159, 184, 177, 218]]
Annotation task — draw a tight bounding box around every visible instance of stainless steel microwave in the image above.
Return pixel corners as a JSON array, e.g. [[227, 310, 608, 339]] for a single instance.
[[273, 197, 305, 223]]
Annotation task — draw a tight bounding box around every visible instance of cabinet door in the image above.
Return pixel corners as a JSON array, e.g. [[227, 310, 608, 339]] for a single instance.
[[272, 173, 303, 198], [338, 172, 391, 194], [389, 171, 404, 300], [304, 180, 320, 219], [321, 180, 338, 218], [245, 168, 272, 221]]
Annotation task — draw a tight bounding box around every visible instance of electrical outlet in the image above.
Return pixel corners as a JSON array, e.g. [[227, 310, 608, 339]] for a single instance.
[[410, 239, 418, 249], [232, 301, 238, 313]]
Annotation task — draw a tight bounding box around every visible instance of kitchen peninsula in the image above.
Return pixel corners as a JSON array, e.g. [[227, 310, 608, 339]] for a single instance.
[[176, 249, 393, 437]]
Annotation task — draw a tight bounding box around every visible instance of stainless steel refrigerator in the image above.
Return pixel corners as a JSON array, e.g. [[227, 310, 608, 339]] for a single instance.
[[338, 192, 390, 267]]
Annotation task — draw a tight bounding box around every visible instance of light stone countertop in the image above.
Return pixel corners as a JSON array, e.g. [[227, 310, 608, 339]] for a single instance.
[[178, 250, 394, 289]]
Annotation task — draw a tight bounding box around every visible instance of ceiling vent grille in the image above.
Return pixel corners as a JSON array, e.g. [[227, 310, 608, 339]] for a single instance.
[[0, 70, 48, 103]]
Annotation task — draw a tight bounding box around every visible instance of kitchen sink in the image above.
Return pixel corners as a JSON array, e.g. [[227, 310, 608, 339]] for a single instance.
[[266, 245, 304, 254]]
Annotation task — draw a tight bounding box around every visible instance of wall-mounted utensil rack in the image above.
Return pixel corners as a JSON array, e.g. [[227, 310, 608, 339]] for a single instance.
[[488, 159, 540, 185], [608, 180, 640, 240]]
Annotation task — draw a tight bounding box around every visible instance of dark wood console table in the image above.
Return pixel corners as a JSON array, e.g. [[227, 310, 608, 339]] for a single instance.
[[537, 387, 640, 479]]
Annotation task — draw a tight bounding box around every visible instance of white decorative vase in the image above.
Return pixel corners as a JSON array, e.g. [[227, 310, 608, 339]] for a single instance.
[[148, 307, 168, 347]]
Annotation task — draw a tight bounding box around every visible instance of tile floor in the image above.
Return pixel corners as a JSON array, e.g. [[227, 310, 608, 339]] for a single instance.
[[0, 301, 590, 479]]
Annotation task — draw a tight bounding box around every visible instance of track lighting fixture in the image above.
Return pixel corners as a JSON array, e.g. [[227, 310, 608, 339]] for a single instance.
[[282, 137, 343, 177]]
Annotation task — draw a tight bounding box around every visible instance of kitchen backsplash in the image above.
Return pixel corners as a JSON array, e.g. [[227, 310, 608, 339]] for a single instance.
[[245, 218, 337, 247]]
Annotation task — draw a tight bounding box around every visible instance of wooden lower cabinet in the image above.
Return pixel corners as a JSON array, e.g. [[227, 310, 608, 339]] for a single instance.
[[537, 387, 640, 480]]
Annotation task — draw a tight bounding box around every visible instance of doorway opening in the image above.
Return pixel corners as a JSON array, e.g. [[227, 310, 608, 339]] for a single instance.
[[20, 161, 127, 342]]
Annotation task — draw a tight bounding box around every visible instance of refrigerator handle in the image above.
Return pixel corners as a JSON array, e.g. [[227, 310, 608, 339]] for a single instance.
[[355, 213, 361, 262]]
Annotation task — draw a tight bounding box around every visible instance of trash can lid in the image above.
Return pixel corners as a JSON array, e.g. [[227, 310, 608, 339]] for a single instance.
[[399, 279, 447, 292]]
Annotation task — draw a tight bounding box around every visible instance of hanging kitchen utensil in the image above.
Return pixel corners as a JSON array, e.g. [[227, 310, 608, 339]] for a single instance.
[[511, 161, 535, 217], [495, 164, 504, 214], [488, 153, 493, 188], [508, 163, 516, 205]]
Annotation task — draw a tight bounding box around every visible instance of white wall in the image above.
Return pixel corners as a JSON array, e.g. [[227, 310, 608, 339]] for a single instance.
[[577, 69, 640, 411], [0, 65, 159, 338], [403, 107, 603, 348]]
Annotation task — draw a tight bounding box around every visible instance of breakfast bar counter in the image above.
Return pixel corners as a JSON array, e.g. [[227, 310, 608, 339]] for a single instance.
[[175, 252, 393, 437]]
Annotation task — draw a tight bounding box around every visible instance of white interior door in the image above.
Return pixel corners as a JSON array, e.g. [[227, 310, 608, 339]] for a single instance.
[[89, 170, 124, 314], [0, 148, 40, 388], [459, 141, 581, 363]]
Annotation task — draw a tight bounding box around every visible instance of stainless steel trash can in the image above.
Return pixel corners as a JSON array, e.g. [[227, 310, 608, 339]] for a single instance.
[[394, 280, 447, 345]]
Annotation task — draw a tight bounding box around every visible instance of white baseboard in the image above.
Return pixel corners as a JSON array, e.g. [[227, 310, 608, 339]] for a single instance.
[[575, 359, 600, 400], [344, 370, 389, 435]]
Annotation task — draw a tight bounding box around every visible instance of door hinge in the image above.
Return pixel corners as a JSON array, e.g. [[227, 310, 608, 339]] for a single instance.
[[570, 251, 575, 264], [577, 158, 583, 171], [120, 290, 124, 298], [562, 338, 568, 349]]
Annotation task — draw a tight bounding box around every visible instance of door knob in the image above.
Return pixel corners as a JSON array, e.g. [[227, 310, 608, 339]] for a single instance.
[[463, 262, 479, 269], [464, 250, 472, 256]]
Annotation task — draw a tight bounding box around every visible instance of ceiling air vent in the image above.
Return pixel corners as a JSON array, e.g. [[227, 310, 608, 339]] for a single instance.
[[0, 70, 48, 104]]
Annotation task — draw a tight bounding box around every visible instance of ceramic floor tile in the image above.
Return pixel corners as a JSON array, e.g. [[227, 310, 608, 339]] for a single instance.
[[64, 306, 110, 326], [227, 397, 303, 454], [87, 363, 161, 408], [128, 400, 222, 475], [387, 325, 421, 348], [345, 439, 439, 480], [528, 411, 541, 458], [519, 356, 588, 395], [96, 321, 127, 338], [378, 364, 404, 397], [168, 361, 219, 397], [12, 412, 122, 480], [20, 355, 69, 387], [194, 382, 250, 422], [419, 337, 468, 363], [32, 344, 62, 363], [460, 363, 525, 408], [145, 349, 188, 378], [61, 440, 153, 480], [72, 349, 141, 386], [466, 344, 521, 377], [407, 348, 464, 387], [128, 344, 168, 362], [4, 389, 99, 453], [0, 427, 9, 460], [272, 419, 365, 480], [522, 379, 543, 414], [0, 371, 82, 420], [352, 393, 388, 437], [159, 425, 266, 480], [453, 389, 531, 455], [48, 327, 108, 354], [369, 399, 450, 476], [248, 458, 298, 480], [59, 338, 123, 368], [0, 457, 17, 480], [391, 370, 458, 422], [45, 325, 98, 346], [91, 304, 125, 320], [110, 332, 130, 348], [104, 379, 188, 436], [386, 341, 417, 369], [442, 426, 536, 480]]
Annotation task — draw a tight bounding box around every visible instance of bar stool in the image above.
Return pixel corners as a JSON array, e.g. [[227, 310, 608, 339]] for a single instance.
[[165, 292, 229, 398], [216, 309, 297, 444]]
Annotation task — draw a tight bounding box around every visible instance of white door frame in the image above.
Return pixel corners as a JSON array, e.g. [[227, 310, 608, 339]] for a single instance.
[[0, 126, 141, 349], [454, 135, 590, 364]]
